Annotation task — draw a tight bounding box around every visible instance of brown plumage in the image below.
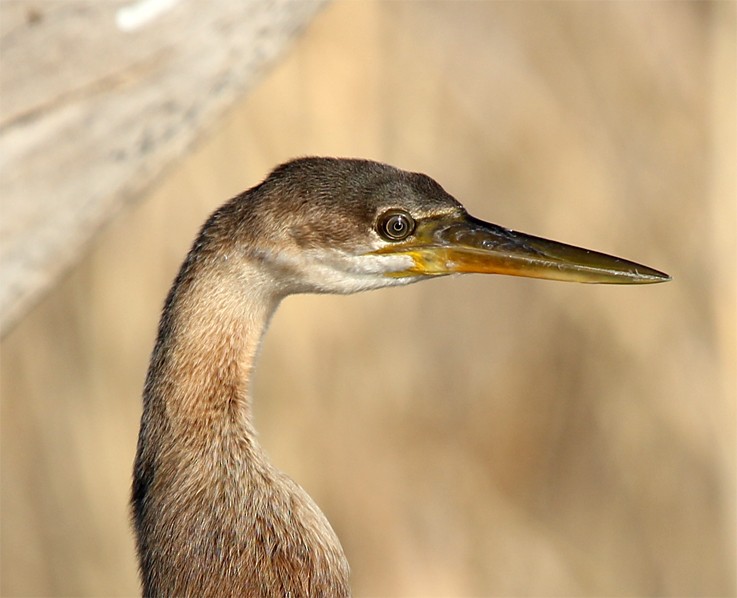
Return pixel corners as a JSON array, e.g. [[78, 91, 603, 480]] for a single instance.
[[132, 157, 669, 597]]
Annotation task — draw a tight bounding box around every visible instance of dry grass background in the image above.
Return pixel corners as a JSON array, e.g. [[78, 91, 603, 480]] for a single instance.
[[1, 1, 735, 596]]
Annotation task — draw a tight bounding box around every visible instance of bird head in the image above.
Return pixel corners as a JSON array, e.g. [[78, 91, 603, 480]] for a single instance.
[[217, 157, 670, 296]]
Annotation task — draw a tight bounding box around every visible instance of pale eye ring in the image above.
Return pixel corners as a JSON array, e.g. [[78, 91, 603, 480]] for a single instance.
[[377, 210, 415, 241]]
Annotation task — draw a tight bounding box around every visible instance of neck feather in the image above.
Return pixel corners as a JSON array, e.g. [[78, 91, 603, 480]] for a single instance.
[[152, 262, 275, 446], [132, 255, 350, 596]]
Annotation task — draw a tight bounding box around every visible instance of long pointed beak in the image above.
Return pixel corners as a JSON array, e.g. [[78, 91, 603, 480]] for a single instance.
[[374, 213, 671, 284]]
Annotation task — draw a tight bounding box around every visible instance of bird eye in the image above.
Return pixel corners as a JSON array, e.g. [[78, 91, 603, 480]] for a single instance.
[[377, 210, 415, 241]]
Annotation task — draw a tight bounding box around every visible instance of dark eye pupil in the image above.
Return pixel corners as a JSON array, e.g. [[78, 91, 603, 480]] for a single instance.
[[390, 217, 405, 232], [379, 210, 414, 241]]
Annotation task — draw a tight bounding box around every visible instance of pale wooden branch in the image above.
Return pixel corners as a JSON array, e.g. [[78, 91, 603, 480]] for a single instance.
[[0, 0, 328, 337]]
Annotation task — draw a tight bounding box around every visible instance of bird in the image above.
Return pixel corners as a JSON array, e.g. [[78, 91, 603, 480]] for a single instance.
[[131, 156, 670, 597]]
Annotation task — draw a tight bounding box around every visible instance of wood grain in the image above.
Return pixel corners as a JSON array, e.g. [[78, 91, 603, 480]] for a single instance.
[[0, 0, 328, 336]]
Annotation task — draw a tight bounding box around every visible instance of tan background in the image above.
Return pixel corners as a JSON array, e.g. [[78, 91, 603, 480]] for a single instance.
[[1, 2, 735, 596]]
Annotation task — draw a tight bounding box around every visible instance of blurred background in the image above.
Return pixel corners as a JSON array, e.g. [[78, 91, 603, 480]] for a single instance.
[[1, 1, 735, 596]]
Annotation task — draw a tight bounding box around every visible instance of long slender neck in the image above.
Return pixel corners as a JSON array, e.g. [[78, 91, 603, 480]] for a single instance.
[[151, 262, 275, 449], [132, 255, 350, 597]]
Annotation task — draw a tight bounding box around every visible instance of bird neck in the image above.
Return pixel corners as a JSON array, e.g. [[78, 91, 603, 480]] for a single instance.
[[154, 262, 277, 447], [134, 255, 351, 596]]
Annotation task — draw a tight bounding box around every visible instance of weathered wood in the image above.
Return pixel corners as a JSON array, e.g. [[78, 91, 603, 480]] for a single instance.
[[0, 0, 328, 336]]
